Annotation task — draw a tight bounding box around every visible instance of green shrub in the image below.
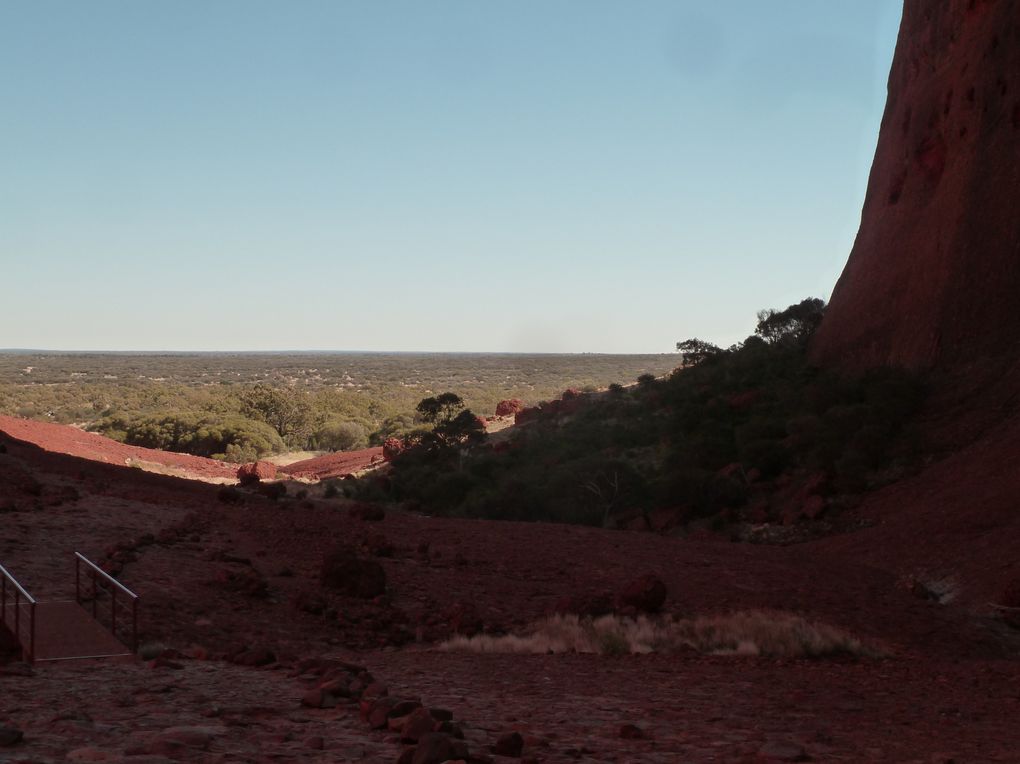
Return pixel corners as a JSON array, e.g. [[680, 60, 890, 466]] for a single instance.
[[311, 421, 368, 452]]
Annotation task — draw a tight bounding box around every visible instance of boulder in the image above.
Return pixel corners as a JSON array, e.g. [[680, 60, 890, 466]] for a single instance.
[[492, 731, 524, 757], [383, 437, 405, 462], [321, 548, 387, 598], [617, 574, 667, 613], [401, 707, 438, 743], [237, 461, 277, 485], [495, 399, 525, 416], [413, 733, 468, 764]]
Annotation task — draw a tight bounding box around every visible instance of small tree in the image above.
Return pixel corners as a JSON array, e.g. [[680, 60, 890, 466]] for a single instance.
[[238, 384, 315, 447], [755, 298, 826, 346], [675, 338, 722, 367], [415, 392, 465, 426]]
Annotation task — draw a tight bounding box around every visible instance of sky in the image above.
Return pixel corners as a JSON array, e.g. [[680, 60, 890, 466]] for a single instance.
[[1, 1, 903, 353]]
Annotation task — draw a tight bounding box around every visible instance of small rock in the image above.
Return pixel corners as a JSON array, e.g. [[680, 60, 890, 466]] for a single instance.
[[492, 731, 524, 757], [413, 733, 468, 764], [0, 726, 23, 746], [402, 707, 438, 743]]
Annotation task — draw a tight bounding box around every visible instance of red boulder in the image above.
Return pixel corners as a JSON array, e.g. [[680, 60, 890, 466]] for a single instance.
[[495, 399, 526, 416], [382, 437, 405, 462], [617, 574, 667, 614], [237, 461, 277, 485]]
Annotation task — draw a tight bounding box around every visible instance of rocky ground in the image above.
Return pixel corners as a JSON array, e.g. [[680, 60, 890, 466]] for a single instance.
[[3, 422, 1020, 763]]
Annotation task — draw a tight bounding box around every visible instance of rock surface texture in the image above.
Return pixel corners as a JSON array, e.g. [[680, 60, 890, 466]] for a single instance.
[[813, 0, 1020, 371]]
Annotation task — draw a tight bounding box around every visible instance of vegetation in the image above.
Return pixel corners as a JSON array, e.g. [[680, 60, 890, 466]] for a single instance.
[[0, 352, 676, 460], [442, 611, 883, 658], [371, 299, 926, 530]]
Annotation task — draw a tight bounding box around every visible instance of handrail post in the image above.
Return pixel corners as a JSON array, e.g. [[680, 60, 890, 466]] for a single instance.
[[132, 597, 138, 652], [14, 590, 19, 648], [28, 602, 35, 664], [75, 556, 80, 604], [92, 570, 97, 618], [111, 587, 117, 640], [1, 575, 6, 627]]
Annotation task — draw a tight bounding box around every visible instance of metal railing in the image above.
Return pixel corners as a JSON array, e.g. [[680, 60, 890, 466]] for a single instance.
[[75, 552, 139, 653], [0, 561, 36, 662]]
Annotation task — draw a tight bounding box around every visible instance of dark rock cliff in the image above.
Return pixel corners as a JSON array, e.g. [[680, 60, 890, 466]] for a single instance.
[[813, 0, 1020, 371]]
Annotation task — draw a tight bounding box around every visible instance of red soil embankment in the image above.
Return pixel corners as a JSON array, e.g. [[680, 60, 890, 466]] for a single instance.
[[0, 414, 238, 481], [277, 447, 385, 481]]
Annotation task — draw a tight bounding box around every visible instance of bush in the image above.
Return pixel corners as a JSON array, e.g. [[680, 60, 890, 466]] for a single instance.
[[98, 413, 286, 459], [311, 421, 368, 452]]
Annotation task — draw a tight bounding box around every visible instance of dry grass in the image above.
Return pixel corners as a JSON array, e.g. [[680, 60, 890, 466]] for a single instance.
[[441, 611, 884, 659]]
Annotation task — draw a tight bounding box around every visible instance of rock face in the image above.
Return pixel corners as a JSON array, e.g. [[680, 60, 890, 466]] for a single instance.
[[812, 0, 1020, 371]]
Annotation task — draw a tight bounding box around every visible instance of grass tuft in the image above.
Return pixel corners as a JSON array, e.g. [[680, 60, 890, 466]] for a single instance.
[[441, 611, 884, 659]]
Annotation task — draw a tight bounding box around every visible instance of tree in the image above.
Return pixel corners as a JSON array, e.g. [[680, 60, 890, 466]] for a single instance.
[[675, 338, 722, 367], [415, 392, 465, 426], [755, 298, 826, 346], [238, 384, 315, 447]]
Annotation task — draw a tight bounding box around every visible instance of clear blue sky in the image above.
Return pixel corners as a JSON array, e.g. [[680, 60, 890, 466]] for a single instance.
[[1, 1, 902, 353]]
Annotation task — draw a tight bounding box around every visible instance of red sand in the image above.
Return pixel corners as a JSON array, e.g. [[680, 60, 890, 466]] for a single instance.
[[277, 447, 385, 480]]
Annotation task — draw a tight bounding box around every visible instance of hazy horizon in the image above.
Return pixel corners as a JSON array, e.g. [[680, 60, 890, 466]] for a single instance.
[[2, 1, 902, 353], [0, 348, 674, 356]]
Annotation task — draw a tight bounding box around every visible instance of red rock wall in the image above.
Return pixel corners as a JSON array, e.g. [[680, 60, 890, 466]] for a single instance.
[[812, 0, 1020, 370]]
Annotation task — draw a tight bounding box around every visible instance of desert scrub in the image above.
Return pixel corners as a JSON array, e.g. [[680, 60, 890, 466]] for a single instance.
[[441, 611, 884, 659]]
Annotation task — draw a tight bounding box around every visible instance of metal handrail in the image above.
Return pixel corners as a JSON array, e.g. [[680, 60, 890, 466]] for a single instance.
[[0, 562, 36, 604], [0, 561, 36, 663], [74, 553, 140, 600], [75, 552, 139, 653]]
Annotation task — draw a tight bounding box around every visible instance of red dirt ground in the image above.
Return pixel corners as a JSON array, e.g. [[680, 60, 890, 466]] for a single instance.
[[0, 414, 238, 481], [278, 447, 386, 481], [2, 417, 1020, 762]]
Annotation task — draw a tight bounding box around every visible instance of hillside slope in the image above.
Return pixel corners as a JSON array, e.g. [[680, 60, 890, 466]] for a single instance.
[[0, 414, 238, 481]]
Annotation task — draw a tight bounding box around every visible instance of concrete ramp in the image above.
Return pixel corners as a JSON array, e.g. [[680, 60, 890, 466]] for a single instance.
[[32, 601, 133, 661], [2, 554, 139, 663]]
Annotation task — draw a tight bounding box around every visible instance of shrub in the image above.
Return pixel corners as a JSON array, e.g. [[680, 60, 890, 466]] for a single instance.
[[99, 413, 286, 459], [311, 421, 368, 452]]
